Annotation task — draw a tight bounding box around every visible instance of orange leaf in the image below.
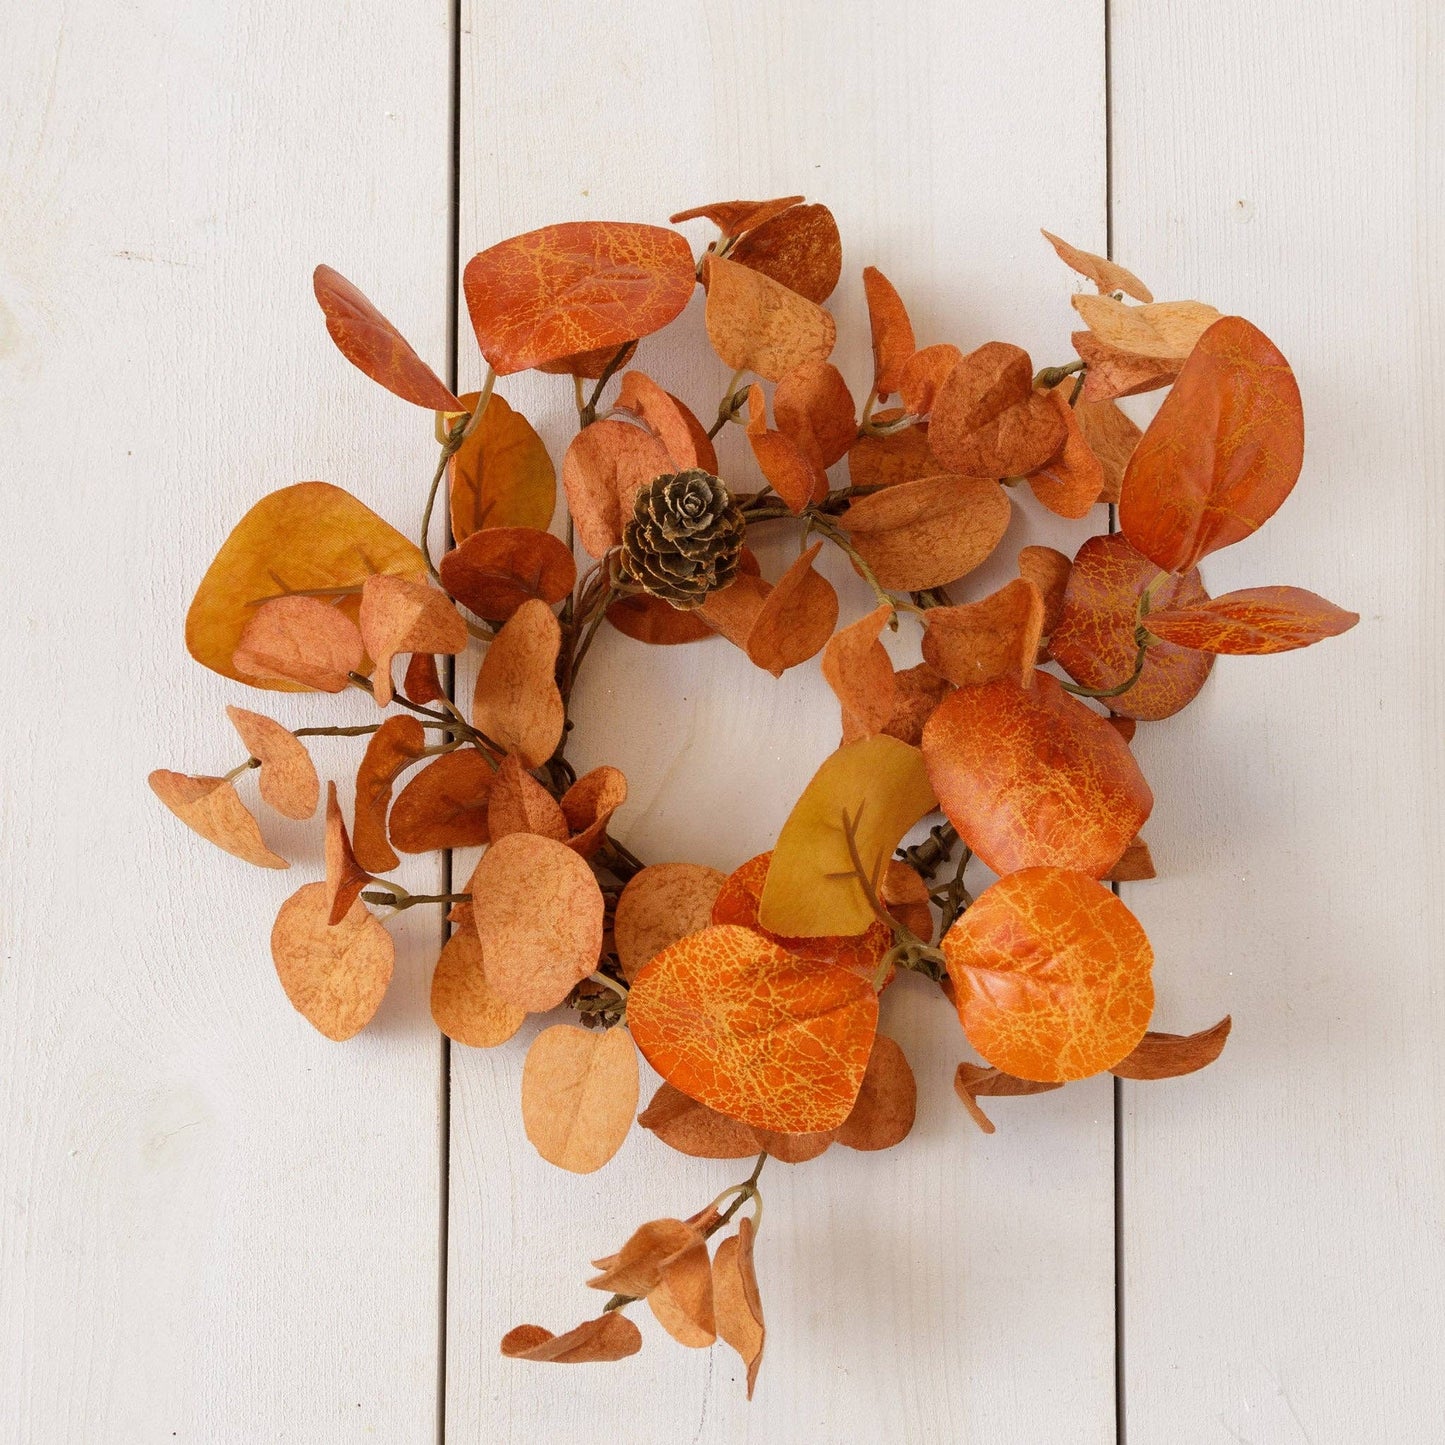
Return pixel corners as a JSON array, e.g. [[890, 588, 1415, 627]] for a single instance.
[[846, 417, 938, 489], [486, 752, 568, 843], [439, 526, 576, 623], [359, 575, 467, 706], [881, 662, 954, 746], [1145, 586, 1358, 654], [463, 222, 695, 375], [669, 195, 805, 236], [744, 541, 839, 676], [472, 598, 564, 768], [929, 343, 1067, 477], [773, 361, 856, 470], [703, 254, 836, 382], [324, 780, 375, 925], [499, 1314, 642, 1364], [862, 266, 916, 400], [447, 390, 555, 540], [647, 1231, 716, 1347], [941, 867, 1154, 1082], [187, 482, 425, 689], [1026, 387, 1106, 519], [1119, 317, 1304, 573], [1072, 329, 1181, 403], [1040, 231, 1152, 302], [614, 864, 727, 981], [430, 926, 526, 1048], [637, 1080, 759, 1159], [920, 579, 1044, 689], [351, 716, 427, 874], [626, 924, 879, 1133], [1111, 1016, 1232, 1080], [898, 344, 963, 418], [562, 418, 673, 558], [312, 265, 461, 410], [839, 474, 1011, 591], [403, 651, 445, 705], [466, 832, 604, 1011], [588, 1217, 704, 1296], [606, 591, 713, 645], [224, 707, 319, 820], [1073, 396, 1141, 505], [1105, 835, 1156, 882], [881, 860, 934, 944], [148, 770, 288, 869], [560, 765, 628, 858], [953, 1062, 1063, 1134], [834, 1033, 916, 1151], [521, 1024, 639, 1174], [729, 202, 842, 304], [745, 383, 826, 514], [922, 670, 1152, 878], [534, 339, 637, 379], [271, 882, 394, 1041], [713, 1216, 765, 1397], [698, 572, 772, 650], [614, 371, 703, 470], [1072, 295, 1220, 362], [1050, 532, 1215, 720], [389, 750, 494, 852], [1017, 545, 1072, 643], [823, 603, 897, 740], [232, 595, 364, 693]]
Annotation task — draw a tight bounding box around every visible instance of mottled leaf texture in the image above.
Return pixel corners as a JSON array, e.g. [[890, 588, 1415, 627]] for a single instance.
[[773, 360, 856, 469], [759, 735, 937, 938], [714, 1216, 765, 1397], [626, 924, 879, 1133], [823, 604, 897, 740], [923, 671, 1152, 878], [389, 749, 494, 852], [898, 344, 964, 419], [941, 867, 1154, 1082], [615, 371, 705, 470], [464, 222, 695, 374], [1028, 386, 1106, 519], [429, 926, 526, 1048], [920, 579, 1045, 689], [499, 1314, 642, 1364], [403, 651, 445, 705], [359, 574, 467, 706], [847, 418, 938, 490], [1071, 295, 1221, 362], [929, 342, 1066, 477], [1018, 545, 1072, 643], [472, 598, 564, 768], [487, 752, 568, 843], [953, 1062, 1063, 1134], [1120, 316, 1305, 573], [271, 882, 394, 1042], [232, 595, 365, 693], [351, 716, 427, 873], [448, 390, 556, 540], [862, 266, 916, 400], [1111, 1016, 1232, 1079], [521, 1025, 639, 1174], [1145, 587, 1358, 654], [562, 418, 674, 558], [148, 770, 288, 869], [324, 781, 373, 925], [745, 383, 826, 514], [614, 864, 727, 981], [224, 707, 319, 820], [559, 766, 628, 858], [187, 482, 425, 689], [1050, 532, 1215, 721], [440, 526, 577, 623], [729, 202, 842, 304], [312, 265, 461, 410], [1040, 231, 1153, 302], [703, 254, 836, 382]]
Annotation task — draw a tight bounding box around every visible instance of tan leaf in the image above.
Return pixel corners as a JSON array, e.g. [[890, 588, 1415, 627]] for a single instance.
[[389, 750, 494, 852], [649, 1233, 717, 1347], [920, 578, 1045, 689], [271, 882, 394, 1041], [823, 603, 897, 740], [773, 360, 856, 469], [898, 343, 963, 418], [429, 926, 526, 1048], [1041, 231, 1153, 302], [835, 1033, 917, 1151], [499, 1314, 642, 1364], [232, 595, 364, 693], [487, 753, 568, 843], [472, 598, 564, 768], [521, 1024, 639, 1174], [224, 707, 319, 821], [703, 254, 836, 383], [713, 1216, 765, 1397], [1072, 330, 1181, 402], [636, 1080, 759, 1159], [1111, 1016, 1232, 1080], [587, 1217, 701, 1295], [149, 770, 288, 869], [1073, 397, 1142, 505], [744, 542, 839, 676], [351, 716, 428, 874], [562, 419, 673, 558], [953, 1061, 1063, 1134], [560, 766, 629, 858], [1071, 295, 1221, 361]]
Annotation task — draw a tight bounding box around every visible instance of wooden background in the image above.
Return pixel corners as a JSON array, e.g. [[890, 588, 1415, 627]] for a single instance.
[[1, 2, 1439, 1440]]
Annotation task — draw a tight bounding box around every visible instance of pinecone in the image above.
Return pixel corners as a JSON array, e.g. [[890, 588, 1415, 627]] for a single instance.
[[620, 469, 745, 608]]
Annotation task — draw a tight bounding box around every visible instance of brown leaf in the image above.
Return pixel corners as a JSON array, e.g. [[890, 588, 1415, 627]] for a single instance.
[[232, 595, 364, 693], [439, 526, 576, 623], [606, 591, 713, 646], [713, 1216, 765, 1397], [359, 575, 467, 706], [840, 475, 1011, 591], [898, 343, 963, 418], [1017, 545, 1072, 644], [389, 750, 494, 852], [835, 1033, 916, 1151], [149, 770, 288, 869], [521, 1024, 639, 1174], [472, 598, 564, 769], [448, 390, 556, 540], [271, 882, 394, 1041], [637, 1080, 759, 1159], [862, 266, 916, 400], [1111, 1016, 1232, 1080], [499, 1314, 642, 1364], [745, 383, 826, 514], [744, 542, 839, 676], [669, 195, 805, 236], [1105, 835, 1156, 882], [703, 254, 836, 382], [729, 203, 842, 304], [224, 707, 319, 821], [487, 753, 568, 843], [403, 651, 445, 705], [562, 419, 674, 557], [929, 342, 1067, 477], [773, 361, 856, 469], [920, 578, 1045, 689], [467, 833, 604, 1011], [747, 1127, 834, 1163], [614, 866, 727, 982], [324, 781, 374, 925], [1040, 231, 1153, 302], [953, 1061, 1063, 1134], [823, 604, 897, 741], [847, 416, 937, 489], [561, 766, 629, 858], [1027, 387, 1106, 519], [351, 716, 428, 874], [1074, 397, 1141, 505], [430, 926, 526, 1048]]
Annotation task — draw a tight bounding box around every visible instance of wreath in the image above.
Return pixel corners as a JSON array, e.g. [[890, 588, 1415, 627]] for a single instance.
[[151, 197, 1357, 1388]]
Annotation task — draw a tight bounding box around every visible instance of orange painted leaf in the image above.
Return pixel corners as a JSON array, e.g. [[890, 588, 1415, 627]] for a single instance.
[[463, 222, 695, 375], [1120, 316, 1305, 572], [499, 1314, 642, 1364], [521, 1024, 639, 1174], [941, 867, 1154, 1082], [920, 578, 1045, 689], [922, 671, 1152, 878], [626, 924, 880, 1133], [1144, 586, 1358, 654], [729, 202, 842, 304], [614, 864, 727, 981], [773, 360, 856, 469], [149, 770, 288, 869], [898, 344, 963, 418], [823, 603, 897, 740], [448, 390, 556, 540], [1027, 386, 1106, 519], [430, 926, 526, 1048], [232, 595, 365, 693], [929, 342, 1067, 477], [312, 265, 461, 410], [1040, 231, 1152, 302], [472, 598, 564, 769], [703, 254, 836, 383], [1050, 532, 1215, 720], [440, 526, 576, 623], [745, 383, 826, 514], [225, 707, 319, 821], [359, 575, 467, 706], [1111, 1016, 1232, 1080], [953, 1062, 1063, 1134], [744, 541, 839, 676], [389, 750, 494, 852], [562, 418, 674, 557], [862, 266, 916, 400]]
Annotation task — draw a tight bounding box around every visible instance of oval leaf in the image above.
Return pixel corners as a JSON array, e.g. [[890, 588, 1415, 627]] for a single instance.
[[1144, 586, 1358, 655], [430, 926, 526, 1048], [448, 390, 556, 540], [440, 526, 577, 623], [149, 770, 288, 869], [521, 1024, 639, 1174], [472, 598, 564, 769], [389, 750, 495, 853], [703, 254, 836, 383]]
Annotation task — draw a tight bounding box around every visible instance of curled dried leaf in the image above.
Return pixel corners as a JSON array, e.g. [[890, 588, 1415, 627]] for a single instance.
[[745, 383, 826, 514], [522, 1025, 639, 1174], [472, 598, 564, 769], [1040, 231, 1152, 302], [560, 765, 628, 858], [729, 202, 842, 304], [953, 1062, 1063, 1134], [430, 926, 526, 1048], [440, 526, 577, 623], [359, 575, 467, 706], [847, 416, 938, 490], [499, 1313, 642, 1364], [898, 344, 963, 418], [823, 603, 897, 741], [1073, 396, 1141, 505], [149, 770, 288, 869], [648, 1232, 716, 1347], [1017, 545, 1072, 644], [389, 749, 494, 852], [486, 752, 568, 843], [351, 716, 428, 874], [403, 651, 445, 705], [1071, 294, 1220, 363], [670, 195, 805, 236], [1072, 329, 1181, 403], [614, 371, 703, 469], [324, 780, 374, 924], [1105, 835, 1156, 882], [1111, 1016, 1232, 1080], [588, 1217, 701, 1296], [1027, 387, 1106, 519], [224, 707, 319, 821], [773, 360, 856, 469], [920, 579, 1045, 689], [713, 1216, 765, 1397], [232, 595, 365, 693], [881, 662, 954, 747], [562, 418, 674, 558]]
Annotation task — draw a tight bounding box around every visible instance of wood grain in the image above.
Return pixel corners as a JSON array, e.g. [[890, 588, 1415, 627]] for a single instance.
[[1111, 1, 1445, 1437], [0, 3, 452, 1440]]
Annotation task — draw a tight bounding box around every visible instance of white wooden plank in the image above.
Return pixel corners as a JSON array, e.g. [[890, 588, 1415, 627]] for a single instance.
[[0, 4, 453, 1440], [1111, 3, 1445, 1438], [449, 3, 1116, 1439]]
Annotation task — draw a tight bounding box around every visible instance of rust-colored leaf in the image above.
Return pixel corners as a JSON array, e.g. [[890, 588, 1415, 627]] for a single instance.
[[847, 416, 937, 489], [1120, 317, 1305, 573], [941, 867, 1154, 1082], [729, 202, 842, 304], [1027, 387, 1106, 519], [562, 418, 673, 558], [922, 671, 1152, 878], [614, 864, 727, 982], [534, 339, 637, 380], [823, 603, 897, 740], [605, 591, 714, 646], [224, 707, 319, 821], [430, 926, 526, 1048], [359, 575, 467, 706], [881, 662, 954, 746], [626, 924, 880, 1133], [232, 595, 365, 694], [271, 882, 394, 1041], [744, 542, 839, 676], [1111, 1016, 1232, 1080], [149, 770, 288, 869], [440, 526, 576, 624], [1018, 545, 1072, 643], [448, 390, 556, 540], [313, 265, 461, 410], [1074, 397, 1141, 505], [637, 1080, 759, 1159], [1072, 330, 1182, 402], [773, 360, 856, 468], [403, 651, 445, 705], [499, 1314, 642, 1364], [840, 474, 1011, 591], [324, 781, 374, 925], [647, 1232, 716, 1347], [389, 750, 494, 852], [1040, 231, 1152, 302], [522, 1024, 639, 1174], [898, 344, 963, 418], [464, 222, 695, 375], [560, 766, 628, 858], [703, 254, 836, 383], [1050, 532, 1215, 720], [589, 1217, 702, 1296], [670, 195, 805, 236], [1105, 835, 1156, 882], [834, 1033, 916, 1151], [930, 343, 1067, 477], [748, 1126, 834, 1163], [351, 716, 427, 873], [882, 860, 934, 943], [745, 383, 826, 514], [699, 573, 772, 650], [472, 598, 564, 769], [920, 579, 1044, 689], [1145, 587, 1358, 654], [713, 1216, 765, 1397], [862, 266, 916, 400], [487, 752, 567, 843], [953, 1062, 1063, 1134], [466, 832, 604, 1011], [614, 371, 704, 470]]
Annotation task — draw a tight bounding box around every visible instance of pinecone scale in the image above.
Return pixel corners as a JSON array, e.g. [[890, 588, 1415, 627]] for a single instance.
[[620, 469, 745, 609]]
